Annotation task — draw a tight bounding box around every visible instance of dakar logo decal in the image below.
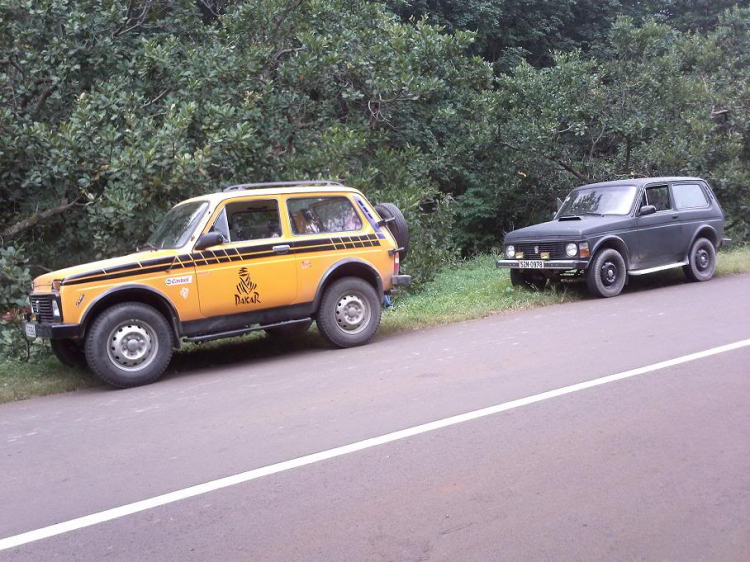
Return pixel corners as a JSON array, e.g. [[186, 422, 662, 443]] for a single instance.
[[234, 267, 261, 306]]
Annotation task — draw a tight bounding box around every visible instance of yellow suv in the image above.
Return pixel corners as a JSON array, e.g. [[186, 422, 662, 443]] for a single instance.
[[24, 181, 411, 388]]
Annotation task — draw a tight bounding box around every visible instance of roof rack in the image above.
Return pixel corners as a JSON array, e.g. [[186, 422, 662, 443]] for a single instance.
[[223, 180, 343, 192]]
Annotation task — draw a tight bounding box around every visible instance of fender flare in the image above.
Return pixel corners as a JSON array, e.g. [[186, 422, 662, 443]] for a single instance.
[[686, 224, 719, 258], [79, 284, 182, 340], [590, 235, 631, 269], [312, 258, 384, 310]]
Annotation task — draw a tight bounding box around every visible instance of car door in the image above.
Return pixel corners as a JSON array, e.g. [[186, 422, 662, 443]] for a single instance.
[[670, 181, 712, 258], [636, 183, 683, 266], [194, 197, 297, 319], [284, 194, 373, 304]]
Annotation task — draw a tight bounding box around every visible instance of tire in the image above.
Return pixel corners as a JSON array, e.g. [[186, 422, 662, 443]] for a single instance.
[[264, 319, 313, 339], [374, 203, 409, 261], [586, 248, 627, 298], [84, 302, 174, 388], [50, 338, 86, 368], [510, 268, 547, 291], [316, 277, 382, 348], [683, 237, 716, 282]]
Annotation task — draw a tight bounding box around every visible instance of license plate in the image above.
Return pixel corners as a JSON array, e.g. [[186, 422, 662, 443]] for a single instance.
[[519, 260, 545, 269], [24, 323, 37, 339]]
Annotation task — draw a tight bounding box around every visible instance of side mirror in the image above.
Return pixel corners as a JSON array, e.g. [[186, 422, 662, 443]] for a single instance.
[[194, 231, 225, 251], [639, 204, 657, 216]]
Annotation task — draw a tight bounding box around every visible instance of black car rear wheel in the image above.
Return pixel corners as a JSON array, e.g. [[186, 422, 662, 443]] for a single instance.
[[586, 248, 626, 298], [683, 237, 716, 282]]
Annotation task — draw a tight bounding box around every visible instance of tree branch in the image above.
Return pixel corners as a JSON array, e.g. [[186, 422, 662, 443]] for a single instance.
[[142, 87, 171, 108], [499, 141, 591, 183], [1, 198, 79, 239], [31, 85, 57, 118]]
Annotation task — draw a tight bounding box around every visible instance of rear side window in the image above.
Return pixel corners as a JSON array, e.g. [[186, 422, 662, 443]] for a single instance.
[[672, 183, 709, 209], [287, 197, 363, 235]]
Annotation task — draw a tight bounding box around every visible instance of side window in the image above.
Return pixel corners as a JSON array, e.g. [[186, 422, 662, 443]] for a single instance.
[[212, 199, 282, 243], [287, 197, 363, 235], [672, 183, 709, 209], [645, 185, 671, 212]]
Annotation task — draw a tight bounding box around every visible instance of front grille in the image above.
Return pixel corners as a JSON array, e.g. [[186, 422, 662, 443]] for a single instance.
[[30, 295, 58, 324], [514, 242, 568, 260]]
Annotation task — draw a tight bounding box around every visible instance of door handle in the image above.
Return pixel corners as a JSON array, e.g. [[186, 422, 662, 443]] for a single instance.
[[273, 244, 291, 254], [671, 214, 679, 220]]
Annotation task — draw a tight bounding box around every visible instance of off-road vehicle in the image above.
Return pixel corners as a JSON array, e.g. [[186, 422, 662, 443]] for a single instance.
[[24, 181, 411, 388], [497, 177, 730, 297]]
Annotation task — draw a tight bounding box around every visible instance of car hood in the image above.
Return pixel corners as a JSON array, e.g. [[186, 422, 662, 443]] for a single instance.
[[32, 249, 180, 292], [504, 215, 631, 242]]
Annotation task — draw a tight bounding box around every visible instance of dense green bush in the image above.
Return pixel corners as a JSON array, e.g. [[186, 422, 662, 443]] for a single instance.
[[2, 0, 750, 362]]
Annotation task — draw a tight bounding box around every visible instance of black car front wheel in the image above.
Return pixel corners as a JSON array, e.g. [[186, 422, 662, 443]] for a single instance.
[[683, 237, 716, 282], [586, 248, 626, 298]]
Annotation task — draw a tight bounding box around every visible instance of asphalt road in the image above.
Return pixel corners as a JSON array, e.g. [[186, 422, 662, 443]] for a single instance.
[[2, 274, 749, 561]]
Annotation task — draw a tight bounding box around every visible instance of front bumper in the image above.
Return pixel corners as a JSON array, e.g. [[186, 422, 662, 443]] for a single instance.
[[496, 259, 590, 270], [23, 321, 82, 340]]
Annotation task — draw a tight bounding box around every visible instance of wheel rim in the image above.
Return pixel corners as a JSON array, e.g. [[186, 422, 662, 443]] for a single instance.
[[106, 320, 159, 372], [696, 247, 711, 272], [334, 292, 371, 335], [601, 261, 619, 287]]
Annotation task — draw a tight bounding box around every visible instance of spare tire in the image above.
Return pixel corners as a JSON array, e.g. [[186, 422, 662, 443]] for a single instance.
[[374, 203, 409, 261]]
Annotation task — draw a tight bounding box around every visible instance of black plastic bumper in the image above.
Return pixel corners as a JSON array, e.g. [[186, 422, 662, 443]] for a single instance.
[[496, 259, 590, 270], [392, 275, 412, 286], [23, 321, 82, 340]]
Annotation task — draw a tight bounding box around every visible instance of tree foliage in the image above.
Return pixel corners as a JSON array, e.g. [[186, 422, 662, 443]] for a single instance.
[[2, 0, 750, 360]]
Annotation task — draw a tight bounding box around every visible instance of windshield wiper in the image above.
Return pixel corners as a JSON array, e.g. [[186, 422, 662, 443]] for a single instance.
[[137, 242, 158, 252], [581, 211, 603, 216]]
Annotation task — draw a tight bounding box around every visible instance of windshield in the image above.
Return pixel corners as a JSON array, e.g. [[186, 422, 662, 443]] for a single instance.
[[558, 185, 638, 217], [147, 202, 208, 249]]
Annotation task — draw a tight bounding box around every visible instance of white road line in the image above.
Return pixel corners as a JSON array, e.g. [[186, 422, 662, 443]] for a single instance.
[[2, 338, 749, 552]]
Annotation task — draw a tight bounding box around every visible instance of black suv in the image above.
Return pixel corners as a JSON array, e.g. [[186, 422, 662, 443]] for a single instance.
[[496, 177, 730, 297]]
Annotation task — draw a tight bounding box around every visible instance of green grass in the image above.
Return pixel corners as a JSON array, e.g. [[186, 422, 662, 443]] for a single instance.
[[2, 246, 749, 404]]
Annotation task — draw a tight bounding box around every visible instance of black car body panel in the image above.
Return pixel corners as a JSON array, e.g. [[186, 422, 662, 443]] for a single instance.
[[498, 177, 726, 274]]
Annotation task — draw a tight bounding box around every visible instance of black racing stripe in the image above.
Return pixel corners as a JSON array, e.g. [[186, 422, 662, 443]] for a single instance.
[[139, 257, 175, 268], [63, 233, 385, 286], [63, 264, 172, 286], [293, 245, 335, 255], [65, 269, 106, 282], [235, 242, 278, 254], [238, 250, 277, 260], [105, 263, 142, 274], [291, 239, 330, 249]]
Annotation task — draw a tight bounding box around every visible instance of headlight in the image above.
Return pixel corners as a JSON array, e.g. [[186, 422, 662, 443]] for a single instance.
[[505, 245, 515, 259], [565, 243, 578, 257], [51, 299, 61, 319]]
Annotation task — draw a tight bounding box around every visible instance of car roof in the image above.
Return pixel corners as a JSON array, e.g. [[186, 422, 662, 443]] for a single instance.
[[181, 184, 363, 206], [573, 177, 704, 190]]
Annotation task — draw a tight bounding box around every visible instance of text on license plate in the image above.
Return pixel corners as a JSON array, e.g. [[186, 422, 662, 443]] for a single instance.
[[25, 323, 37, 338], [519, 260, 545, 269]]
